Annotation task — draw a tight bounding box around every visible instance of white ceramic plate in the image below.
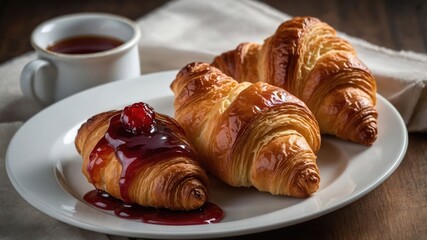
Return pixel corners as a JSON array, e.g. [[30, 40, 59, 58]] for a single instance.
[[6, 70, 408, 239]]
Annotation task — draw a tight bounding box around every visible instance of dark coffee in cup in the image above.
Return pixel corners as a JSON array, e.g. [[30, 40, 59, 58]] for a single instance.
[[47, 35, 124, 54]]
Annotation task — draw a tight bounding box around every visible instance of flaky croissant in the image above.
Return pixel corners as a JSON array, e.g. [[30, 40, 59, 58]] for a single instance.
[[212, 16, 378, 145], [170, 62, 321, 197], [75, 104, 209, 210]]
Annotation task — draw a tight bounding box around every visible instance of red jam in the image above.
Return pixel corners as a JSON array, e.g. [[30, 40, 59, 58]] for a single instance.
[[88, 109, 195, 201], [85, 103, 224, 225], [84, 190, 224, 225], [120, 102, 156, 134]]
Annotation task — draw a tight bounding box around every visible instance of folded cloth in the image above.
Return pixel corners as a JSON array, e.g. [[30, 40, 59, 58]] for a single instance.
[[0, 0, 426, 239]]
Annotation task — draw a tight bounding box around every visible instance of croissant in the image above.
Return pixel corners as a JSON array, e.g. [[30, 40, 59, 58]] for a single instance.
[[212, 16, 378, 145], [75, 102, 209, 210], [170, 62, 321, 197]]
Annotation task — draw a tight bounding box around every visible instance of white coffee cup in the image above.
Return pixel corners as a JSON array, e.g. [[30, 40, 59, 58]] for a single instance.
[[21, 13, 141, 105]]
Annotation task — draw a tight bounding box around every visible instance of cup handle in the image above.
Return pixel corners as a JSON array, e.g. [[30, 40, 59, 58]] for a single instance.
[[20, 59, 57, 105]]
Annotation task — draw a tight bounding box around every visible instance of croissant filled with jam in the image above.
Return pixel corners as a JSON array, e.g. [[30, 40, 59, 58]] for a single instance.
[[75, 102, 209, 211]]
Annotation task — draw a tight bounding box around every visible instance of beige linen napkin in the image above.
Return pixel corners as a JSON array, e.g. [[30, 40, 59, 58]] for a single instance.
[[0, 0, 426, 239]]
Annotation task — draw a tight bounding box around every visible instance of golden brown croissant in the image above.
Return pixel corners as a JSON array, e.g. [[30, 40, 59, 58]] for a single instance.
[[170, 62, 321, 197], [75, 102, 209, 210], [212, 16, 378, 145]]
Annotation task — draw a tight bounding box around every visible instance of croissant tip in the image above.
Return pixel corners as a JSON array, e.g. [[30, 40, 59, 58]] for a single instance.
[[296, 169, 320, 197], [306, 175, 320, 192], [184, 187, 207, 209], [355, 122, 378, 146], [191, 188, 207, 201]]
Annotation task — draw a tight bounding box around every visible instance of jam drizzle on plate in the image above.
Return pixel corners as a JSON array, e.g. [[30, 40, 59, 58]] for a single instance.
[[84, 190, 224, 225]]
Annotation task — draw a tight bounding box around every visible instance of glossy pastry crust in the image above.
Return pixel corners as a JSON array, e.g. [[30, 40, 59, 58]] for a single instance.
[[213, 16, 378, 145], [75, 110, 209, 210], [171, 62, 321, 197]]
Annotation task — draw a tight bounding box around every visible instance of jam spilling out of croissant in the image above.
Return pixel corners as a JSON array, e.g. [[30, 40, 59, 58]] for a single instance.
[[88, 102, 195, 201], [85, 102, 224, 225], [84, 189, 224, 225]]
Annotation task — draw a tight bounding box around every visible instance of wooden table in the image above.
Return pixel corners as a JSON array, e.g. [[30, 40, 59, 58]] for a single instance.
[[1, 1, 426, 239]]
